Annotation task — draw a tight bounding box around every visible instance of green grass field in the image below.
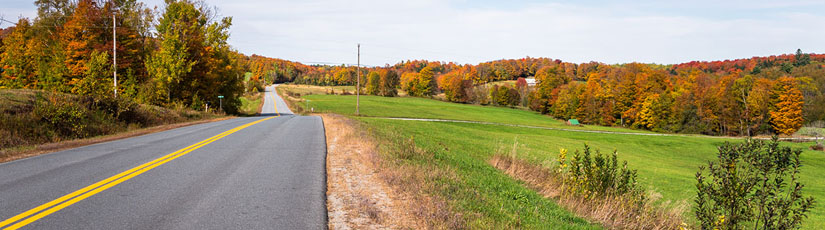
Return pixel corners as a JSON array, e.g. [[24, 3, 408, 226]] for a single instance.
[[287, 88, 825, 229], [303, 94, 653, 134]]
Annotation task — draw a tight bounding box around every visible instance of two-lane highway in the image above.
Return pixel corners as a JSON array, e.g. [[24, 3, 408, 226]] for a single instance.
[[0, 85, 327, 229]]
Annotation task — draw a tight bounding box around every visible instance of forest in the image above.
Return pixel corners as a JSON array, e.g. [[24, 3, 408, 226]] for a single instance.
[[279, 52, 824, 136], [0, 0, 252, 113]]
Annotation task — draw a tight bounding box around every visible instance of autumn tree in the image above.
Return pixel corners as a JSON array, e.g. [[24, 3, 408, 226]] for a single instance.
[[0, 19, 36, 89], [378, 69, 398, 97], [61, 0, 105, 91], [515, 77, 528, 106], [400, 72, 418, 95], [415, 66, 436, 96], [748, 78, 775, 134], [770, 76, 804, 135], [439, 71, 470, 103], [553, 82, 584, 119], [531, 65, 569, 113], [365, 71, 380, 95]]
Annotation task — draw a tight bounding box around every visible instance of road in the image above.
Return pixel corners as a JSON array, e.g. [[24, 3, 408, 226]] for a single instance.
[[0, 85, 327, 229]]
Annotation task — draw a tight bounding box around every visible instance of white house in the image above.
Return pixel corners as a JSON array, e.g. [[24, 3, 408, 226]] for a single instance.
[[525, 77, 537, 86]]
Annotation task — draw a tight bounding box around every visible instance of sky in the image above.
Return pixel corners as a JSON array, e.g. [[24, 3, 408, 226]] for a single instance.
[[2, 0, 825, 66]]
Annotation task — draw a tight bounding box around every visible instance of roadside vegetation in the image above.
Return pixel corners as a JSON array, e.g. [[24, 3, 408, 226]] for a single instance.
[[282, 87, 824, 229], [239, 92, 263, 116], [0, 89, 219, 161]]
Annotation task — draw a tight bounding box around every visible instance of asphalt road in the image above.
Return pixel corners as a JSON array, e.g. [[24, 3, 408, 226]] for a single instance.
[[0, 85, 327, 229]]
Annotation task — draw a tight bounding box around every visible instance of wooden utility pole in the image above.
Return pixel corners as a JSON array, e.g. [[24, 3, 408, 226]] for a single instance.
[[113, 14, 117, 98], [356, 43, 360, 116]]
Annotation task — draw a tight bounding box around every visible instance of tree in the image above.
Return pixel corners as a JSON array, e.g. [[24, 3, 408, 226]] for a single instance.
[[794, 49, 810, 67], [415, 66, 436, 96], [378, 69, 398, 97], [770, 77, 804, 135], [400, 72, 418, 95], [747, 78, 775, 135], [515, 77, 528, 106], [365, 71, 380, 95], [439, 71, 469, 103], [531, 65, 569, 114], [61, 0, 105, 84], [72, 50, 113, 99], [145, 0, 197, 104], [0, 18, 36, 89], [553, 82, 584, 119]]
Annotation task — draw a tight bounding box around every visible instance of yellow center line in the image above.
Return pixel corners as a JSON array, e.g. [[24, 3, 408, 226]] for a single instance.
[[0, 97, 282, 229]]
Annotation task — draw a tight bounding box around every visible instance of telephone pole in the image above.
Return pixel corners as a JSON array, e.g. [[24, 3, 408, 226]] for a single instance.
[[113, 14, 117, 98], [356, 43, 360, 116]]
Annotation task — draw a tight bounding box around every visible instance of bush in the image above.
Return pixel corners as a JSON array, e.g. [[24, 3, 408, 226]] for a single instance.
[[559, 144, 643, 201], [811, 143, 823, 151], [694, 137, 815, 230], [34, 94, 88, 138]]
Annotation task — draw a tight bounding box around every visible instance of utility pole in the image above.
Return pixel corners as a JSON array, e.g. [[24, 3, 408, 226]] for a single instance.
[[356, 43, 360, 116], [113, 14, 117, 98]]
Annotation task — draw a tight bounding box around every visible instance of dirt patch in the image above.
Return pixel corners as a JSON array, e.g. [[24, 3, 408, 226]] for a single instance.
[[0, 116, 234, 163], [321, 113, 422, 229]]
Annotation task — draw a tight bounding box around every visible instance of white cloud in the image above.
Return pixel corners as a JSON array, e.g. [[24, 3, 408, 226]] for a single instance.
[[5, 0, 825, 66]]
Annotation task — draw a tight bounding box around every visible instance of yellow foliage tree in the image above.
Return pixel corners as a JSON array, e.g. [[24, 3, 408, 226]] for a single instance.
[[770, 76, 804, 135]]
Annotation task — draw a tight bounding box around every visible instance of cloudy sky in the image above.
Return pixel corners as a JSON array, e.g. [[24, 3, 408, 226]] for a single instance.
[[3, 0, 825, 66]]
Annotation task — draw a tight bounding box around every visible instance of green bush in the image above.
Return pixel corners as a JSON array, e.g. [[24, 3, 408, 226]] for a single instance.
[[34, 94, 88, 138], [558, 144, 644, 201], [694, 138, 815, 230]]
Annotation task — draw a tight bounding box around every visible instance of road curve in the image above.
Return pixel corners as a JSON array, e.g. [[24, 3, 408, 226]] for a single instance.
[[0, 85, 326, 229]]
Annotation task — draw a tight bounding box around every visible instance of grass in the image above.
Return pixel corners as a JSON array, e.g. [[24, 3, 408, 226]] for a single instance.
[[239, 93, 263, 115], [277, 84, 356, 96], [301, 93, 653, 134], [364, 117, 601, 229], [797, 127, 825, 137], [282, 85, 825, 229]]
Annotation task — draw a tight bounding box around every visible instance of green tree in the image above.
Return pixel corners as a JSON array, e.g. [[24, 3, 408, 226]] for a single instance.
[[145, 0, 200, 104], [794, 49, 810, 67], [365, 71, 380, 95], [73, 50, 113, 99], [415, 66, 435, 96]]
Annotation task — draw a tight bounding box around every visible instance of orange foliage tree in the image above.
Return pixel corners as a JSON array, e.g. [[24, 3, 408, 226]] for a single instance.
[[770, 76, 805, 135]]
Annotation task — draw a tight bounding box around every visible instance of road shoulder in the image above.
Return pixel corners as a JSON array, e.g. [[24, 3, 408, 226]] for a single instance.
[[321, 114, 421, 229]]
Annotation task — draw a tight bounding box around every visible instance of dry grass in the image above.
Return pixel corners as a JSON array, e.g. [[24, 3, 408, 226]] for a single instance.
[[322, 113, 465, 229], [0, 116, 233, 163], [490, 155, 688, 230], [322, 113, 420, 229], [275, 86, 306, 114]]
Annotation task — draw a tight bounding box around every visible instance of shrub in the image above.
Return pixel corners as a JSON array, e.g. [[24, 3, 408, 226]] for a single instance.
[[560, 144, 643, 202], [694, 137, 815, 230], [34, 94, 87, 138], [811, 143, 823, 151]]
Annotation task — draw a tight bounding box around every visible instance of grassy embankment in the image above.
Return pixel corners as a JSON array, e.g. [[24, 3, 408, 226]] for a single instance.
[[279, 84, 825, 229], [239, 92, 263, 115], [0, 89, 223, 162]]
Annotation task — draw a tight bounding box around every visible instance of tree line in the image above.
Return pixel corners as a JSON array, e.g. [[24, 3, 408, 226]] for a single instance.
[[0, 0, 248, 113], [290, 51, 823, 136]]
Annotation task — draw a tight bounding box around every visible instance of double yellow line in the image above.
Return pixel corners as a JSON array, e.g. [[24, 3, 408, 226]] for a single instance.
[[0, 91, 282, 229]]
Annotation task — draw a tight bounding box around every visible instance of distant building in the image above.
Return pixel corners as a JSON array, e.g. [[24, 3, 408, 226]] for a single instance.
[[525, 77, 537, 86]]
